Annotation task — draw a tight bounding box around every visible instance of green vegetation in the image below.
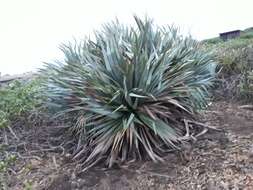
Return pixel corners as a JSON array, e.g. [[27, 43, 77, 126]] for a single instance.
[[240, 31, 253, 40], [0, 79, 45, 129], [202, 37, 222, 45], [202, 28, 253, 101], [0, 154, 16, 173], [41, 17, 217, 169], [0, 152, 16, 190], [203, 27, 253, 45], [0, 79, 45, 189]]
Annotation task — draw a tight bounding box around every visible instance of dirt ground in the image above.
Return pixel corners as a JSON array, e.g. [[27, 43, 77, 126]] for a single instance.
[[2, 101, 253, 190]]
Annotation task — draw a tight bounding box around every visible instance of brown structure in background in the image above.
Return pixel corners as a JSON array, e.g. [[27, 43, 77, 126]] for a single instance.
[[219, 30, 241, 41]]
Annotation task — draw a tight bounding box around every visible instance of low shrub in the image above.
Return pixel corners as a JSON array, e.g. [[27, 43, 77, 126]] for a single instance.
[[0, 78, 45, 129]]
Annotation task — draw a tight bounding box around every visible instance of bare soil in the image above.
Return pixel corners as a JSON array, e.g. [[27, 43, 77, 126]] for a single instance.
[[2, 101, 253, 190]]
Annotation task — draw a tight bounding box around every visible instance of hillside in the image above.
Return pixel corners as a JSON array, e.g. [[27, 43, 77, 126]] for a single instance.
[[202, 28, 253, 102], [203, 27, 253, 45]]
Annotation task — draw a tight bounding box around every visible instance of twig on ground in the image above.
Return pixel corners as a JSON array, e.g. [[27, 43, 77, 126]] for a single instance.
[[195, 128, 208, 138], [178, 119, 191, 141], [16, 152, 42, 161], [3, 128, 9, 145], [6, 126, 19, 141], [7, 168, 17, 175], [239, 105, 253, 111], [29, 145, 65, 155], [180, 119, 215, 141], [202, 110, 222, 114], [186, 120, 222, 131], [52, 156, 58, 168], [121, 166, 173, 179], [138, 170, 173, 178]]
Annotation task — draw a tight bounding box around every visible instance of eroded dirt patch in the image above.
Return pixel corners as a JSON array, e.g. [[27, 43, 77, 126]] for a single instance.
[[2, 101, 253, 190]]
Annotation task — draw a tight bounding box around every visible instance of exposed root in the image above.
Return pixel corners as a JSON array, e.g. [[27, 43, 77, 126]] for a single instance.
[[180, 119, 220, 142], [186, 120, 222, 131]]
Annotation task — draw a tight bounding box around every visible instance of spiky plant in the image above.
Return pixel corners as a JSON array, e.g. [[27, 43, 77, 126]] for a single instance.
[[41, 16, 216, 169]]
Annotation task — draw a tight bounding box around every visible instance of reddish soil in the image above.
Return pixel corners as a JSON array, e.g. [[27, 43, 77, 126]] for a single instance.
[[2, 101, 253, 190]]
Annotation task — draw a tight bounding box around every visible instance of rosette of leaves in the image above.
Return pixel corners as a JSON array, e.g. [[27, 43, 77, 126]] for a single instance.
[[41, 16, 216, 169]]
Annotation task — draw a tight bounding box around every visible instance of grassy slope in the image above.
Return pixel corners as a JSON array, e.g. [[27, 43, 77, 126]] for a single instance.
[[202, 27, 253, 45], [201, 27, 253, 101]]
